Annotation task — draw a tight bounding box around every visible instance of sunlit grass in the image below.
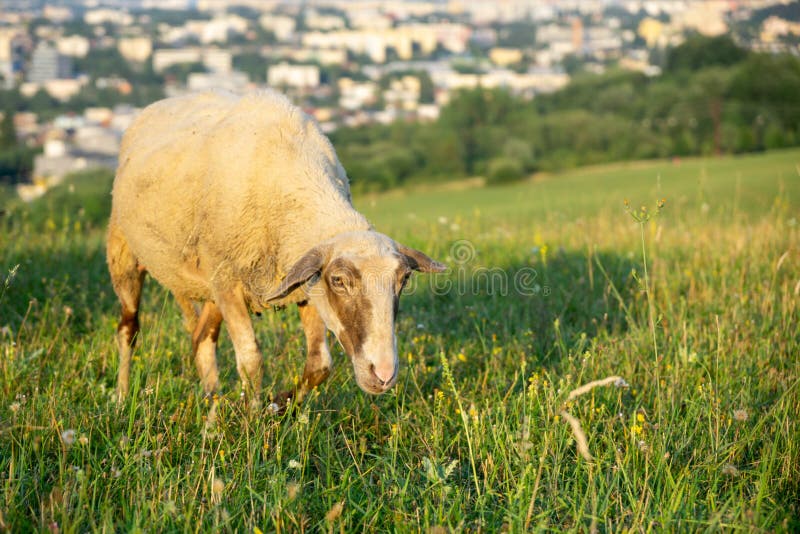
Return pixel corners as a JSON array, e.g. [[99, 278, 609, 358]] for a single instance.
[[1, 149, 798, 531]]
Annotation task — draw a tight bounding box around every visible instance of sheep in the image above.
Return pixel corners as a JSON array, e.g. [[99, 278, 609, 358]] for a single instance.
[[107, 89, 445, 407]]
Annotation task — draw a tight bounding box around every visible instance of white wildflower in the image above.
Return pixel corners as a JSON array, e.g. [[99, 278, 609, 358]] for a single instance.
[[61, 429, 76, 447], [721, 464, 739, 477], [733, 409, 749, 422]]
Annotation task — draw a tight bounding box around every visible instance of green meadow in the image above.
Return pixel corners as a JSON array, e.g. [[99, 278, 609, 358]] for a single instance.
[[1, 148, 798, 531]]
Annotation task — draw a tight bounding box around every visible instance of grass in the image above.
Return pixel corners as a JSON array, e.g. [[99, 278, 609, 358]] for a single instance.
[[1, 148, 799, 531]]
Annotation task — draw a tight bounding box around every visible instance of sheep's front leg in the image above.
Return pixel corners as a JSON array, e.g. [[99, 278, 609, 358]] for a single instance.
[[296, 301, 333, 399], [215, 286, 263, 401], [274, 302, 332, 410]]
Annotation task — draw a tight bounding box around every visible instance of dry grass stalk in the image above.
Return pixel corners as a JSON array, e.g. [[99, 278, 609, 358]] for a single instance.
[[559, 411, 593, 461], [566, 375, 627, 401], [325, 501, 344, 523], [561, 375, 629, 462]]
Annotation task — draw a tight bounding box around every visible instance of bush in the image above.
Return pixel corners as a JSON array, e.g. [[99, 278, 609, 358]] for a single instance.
[[0, 146, 38, 184], [485, 157, 525, 186], [502, 138, 536, 172]]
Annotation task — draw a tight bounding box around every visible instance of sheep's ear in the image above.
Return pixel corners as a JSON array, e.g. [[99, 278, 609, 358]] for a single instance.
[[396, 243, 447, 273], [264, 247, 327, 302]]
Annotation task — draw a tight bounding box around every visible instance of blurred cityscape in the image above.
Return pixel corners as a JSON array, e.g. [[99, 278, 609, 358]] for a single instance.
[[0, 0, 798, 199]]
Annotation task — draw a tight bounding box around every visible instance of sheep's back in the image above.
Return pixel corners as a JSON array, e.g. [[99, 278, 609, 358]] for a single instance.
[[110, 90, 367, 302]]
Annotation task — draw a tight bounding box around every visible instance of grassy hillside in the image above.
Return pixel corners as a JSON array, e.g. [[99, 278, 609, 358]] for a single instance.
[[0, 149, 798, 531]]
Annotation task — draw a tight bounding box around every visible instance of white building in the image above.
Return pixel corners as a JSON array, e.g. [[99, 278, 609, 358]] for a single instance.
[[140, 0, 192, 7], [0, 28, 20, 88], [118, 37, 152, 63], [259, 14, 296, 42], [202, 48, 232, 74], [431, 67, 568, 98], [152, 48, 202, 72], [84, 107, 113, 125], [348, 10, 393, 31], [74, 125, 120, 156], [464, 0, 553, 24], [305, 11, 346, 31], [267, 63, 320, 89], [203, 14, 249, 43], [585, 26, 623, 56], [188, 71, 249, 92], [28, 42, 72, 83], [42, 5, 73, 23], [276, 47, 347, 66], [56, 35, 90, 58], [160, 15, 248, 45], [383, 75, 421, 111], [303, 23, 472, 64], [338, 78, 377, 110], [671, 1, 729, 37], [84, 9, 134, 26], [41, 78, 86, 101], [417, 103, 440, 122], [153, 47, 234, 74]]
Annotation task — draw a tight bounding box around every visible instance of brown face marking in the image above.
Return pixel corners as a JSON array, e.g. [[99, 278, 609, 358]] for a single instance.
[[325, 258, 371, 356]]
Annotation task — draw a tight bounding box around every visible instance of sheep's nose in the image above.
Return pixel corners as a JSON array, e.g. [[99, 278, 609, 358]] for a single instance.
[[370, 361, 396, 386]]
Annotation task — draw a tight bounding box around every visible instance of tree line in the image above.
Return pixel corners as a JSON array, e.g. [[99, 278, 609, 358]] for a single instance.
[[332, 35, 800, 192]]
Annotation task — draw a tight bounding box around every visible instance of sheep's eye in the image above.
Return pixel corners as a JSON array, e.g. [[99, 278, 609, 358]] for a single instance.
[[330, 275, 345, 288]]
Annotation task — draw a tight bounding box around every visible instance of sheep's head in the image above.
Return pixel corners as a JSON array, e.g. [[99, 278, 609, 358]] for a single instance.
[[264, 231, 445, 394]]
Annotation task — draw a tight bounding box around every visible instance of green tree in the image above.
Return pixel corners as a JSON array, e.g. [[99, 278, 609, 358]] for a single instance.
[[502, 138, 535, 172], [439, 88, 516, 175], [0, 109, 16, 151], [233, 52, 270, 83], [329, 48, 800, 191], [74, 48, 135, 80], [729, 53, 800, 127], [419, 71, 435, 103], [495, 21, 537, 49], [161, 62, 206, 83], [665, 35, 748, 72]]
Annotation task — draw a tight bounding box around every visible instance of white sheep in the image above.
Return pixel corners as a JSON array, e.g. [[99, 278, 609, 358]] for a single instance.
[[107, 89, 445, 406]]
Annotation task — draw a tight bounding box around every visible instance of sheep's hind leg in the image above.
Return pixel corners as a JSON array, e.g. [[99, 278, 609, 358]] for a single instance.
[[107, 224, 145, 402], [175, 294, 199, 334], [191, 301, 223, 396], [274, 302, 332, 411]]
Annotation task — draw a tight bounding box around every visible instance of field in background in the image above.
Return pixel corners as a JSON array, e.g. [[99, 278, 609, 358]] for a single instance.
[[0, 149, 798, 531]]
